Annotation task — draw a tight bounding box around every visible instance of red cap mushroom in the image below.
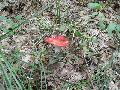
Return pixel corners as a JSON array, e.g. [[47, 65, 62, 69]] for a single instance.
[[44, 35, 69, 52], [44, 35, 69, 47]]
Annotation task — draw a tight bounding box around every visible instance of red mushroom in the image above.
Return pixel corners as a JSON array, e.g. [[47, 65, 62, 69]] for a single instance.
[[44, 35, 69, 52]]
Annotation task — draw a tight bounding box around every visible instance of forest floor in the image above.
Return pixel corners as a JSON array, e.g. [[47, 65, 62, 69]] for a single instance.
[[0, 0, 120, 90]]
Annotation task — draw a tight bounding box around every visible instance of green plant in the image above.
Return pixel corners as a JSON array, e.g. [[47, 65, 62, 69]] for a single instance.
[[0, 15, 27, 41], [0, 46, 48, 90], [62, 80, 89, 90], [0, 3, 53, 90], [56, 0, 61, 24], [87, 3, 102, 10], [93, 70, 110, 90], [0, 50, 24, 90], [107, 22, 120, 36]]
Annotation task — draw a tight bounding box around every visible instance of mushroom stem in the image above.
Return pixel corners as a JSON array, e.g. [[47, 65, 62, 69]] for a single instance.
[[54, 46, 61, 53]]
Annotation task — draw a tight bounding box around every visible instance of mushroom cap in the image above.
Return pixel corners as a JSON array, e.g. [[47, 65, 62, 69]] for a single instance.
[[44, 36, 69, 47]]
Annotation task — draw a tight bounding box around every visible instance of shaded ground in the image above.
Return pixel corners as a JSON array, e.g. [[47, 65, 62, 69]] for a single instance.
[[0, 0, 120, 90]]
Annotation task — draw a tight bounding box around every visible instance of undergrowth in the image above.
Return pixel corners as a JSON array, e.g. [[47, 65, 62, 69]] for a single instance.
[[0, 0, 120, 90]]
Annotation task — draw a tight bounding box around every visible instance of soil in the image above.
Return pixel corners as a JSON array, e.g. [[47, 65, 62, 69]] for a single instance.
[[0, 0, 120, 90]]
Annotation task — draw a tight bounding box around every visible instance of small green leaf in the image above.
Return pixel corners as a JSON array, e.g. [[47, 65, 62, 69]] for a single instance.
[[11, 23, 19, 29], [98, 12, 105, 20], [91, 12, 99, 17], [98, 21, 106, 30], [14, 15, 26, 23], [107, 23, 120, 36], [75, 31, 82, 37], [2, 28, 10, 33], [116, 24, 120, 32], [0, 16, 7, 21], [87, 3, 102, 10], [6, 19, 14, 24], [14, 15, 23, 20], [107, 23, 116, 35]]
